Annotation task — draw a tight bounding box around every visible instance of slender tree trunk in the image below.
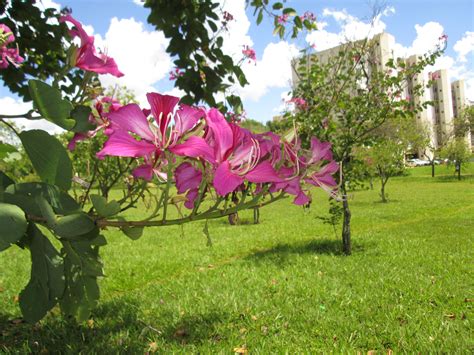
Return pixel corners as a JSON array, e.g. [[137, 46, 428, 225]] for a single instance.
[[253, 207, 260, 224], [369, 177, 374, 190], [431, 162, 435, 177], [341, 184, 351, 255], [457, 163, 461, 180], [380, 177, 388, 203]]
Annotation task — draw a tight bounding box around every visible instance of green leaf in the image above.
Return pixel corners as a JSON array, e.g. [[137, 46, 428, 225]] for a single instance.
[[256, 9, 263, 25], [0, 143, 17, 161], [0, 203, 28, 251], [90, 194, 121, 218], [282, 7, 297, 16], [35, 195, 57, 229], [208, 19, 218, 32], [0, 171, 14, 190], [3, 182, 79, 216], [60, 240, 102, 321], [272, 2, 283, 10], [70, 105, 95, 133], [28, 80, 75, 130], [294, 15, 303, 29], [122, 226, 144, 240], [19, 223, 65, 323], [55, 213, 95, 239], [19, 130, 72, 190]]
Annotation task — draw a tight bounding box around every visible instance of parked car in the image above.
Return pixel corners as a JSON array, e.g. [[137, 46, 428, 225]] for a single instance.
[[406, 158, 431, 167]]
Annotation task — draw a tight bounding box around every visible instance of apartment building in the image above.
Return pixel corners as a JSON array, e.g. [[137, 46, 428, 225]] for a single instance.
[[291, 32, 472, 154]]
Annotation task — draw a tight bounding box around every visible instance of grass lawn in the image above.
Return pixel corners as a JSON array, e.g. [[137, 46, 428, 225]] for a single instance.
[[1, 164, 473, 353]]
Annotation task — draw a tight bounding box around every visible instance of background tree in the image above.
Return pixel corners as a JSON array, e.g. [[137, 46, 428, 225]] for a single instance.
[[440, 138, 471, 180], [288, 32, 445, 254]]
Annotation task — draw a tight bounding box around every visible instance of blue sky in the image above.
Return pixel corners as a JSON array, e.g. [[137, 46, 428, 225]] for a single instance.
[[1, 0, 473, 129]]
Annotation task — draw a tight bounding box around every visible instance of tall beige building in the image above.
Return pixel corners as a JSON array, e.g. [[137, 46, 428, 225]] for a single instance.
[[430, 69, 454, 148]]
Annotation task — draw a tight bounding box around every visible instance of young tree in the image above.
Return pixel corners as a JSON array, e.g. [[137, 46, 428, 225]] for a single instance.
[[440, 138, 471, 180], [288, 33, 445, 254]]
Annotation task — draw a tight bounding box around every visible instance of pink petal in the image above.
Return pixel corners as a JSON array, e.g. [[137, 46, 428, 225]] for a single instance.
[[96, 131, 156, 159], [245, 161, 282, 183], [206, 108, 234, 162], [77, 45, 124, 77], [60, 15, 92, 47], [170, 136, 215, 163], [146, 92, 179, 137], [175, 104, 204, 135], [319, 160, 339, 175], [213, 161, 244, 196], [310, 137, 333, 162], [293, 191, 310, 205], [184, 188, 199, 209], [108, 104, 155, 142], [133, 164, 154, 181], [67, 132, 88, 151], [174, 162, 202, 194]]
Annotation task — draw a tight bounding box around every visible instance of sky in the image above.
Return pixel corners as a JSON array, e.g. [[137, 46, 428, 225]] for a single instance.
[[1, 0, 473, 132]]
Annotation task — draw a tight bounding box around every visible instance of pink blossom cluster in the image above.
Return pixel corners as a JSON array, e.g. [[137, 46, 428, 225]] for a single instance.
[[60, 15, 123, 77], [93, 92, 338, 207], [242, 45, 257, 64], [223, 11, 234, 23], [277, 14, 289, 24], [287, 97, 308, 110], [169, 67, 184, 80], [301, 11, 316, 22], [0, 24, 24, 69], [68, 96, 122, 150]]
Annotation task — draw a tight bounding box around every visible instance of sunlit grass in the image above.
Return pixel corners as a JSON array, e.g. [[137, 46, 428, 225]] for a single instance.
[[0, 163, 473, 353]]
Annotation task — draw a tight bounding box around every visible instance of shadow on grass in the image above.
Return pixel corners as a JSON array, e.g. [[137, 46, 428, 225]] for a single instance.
[[246, 238, 368, 265], [432, 174, 474, 183], [0, 297, 229, 352]]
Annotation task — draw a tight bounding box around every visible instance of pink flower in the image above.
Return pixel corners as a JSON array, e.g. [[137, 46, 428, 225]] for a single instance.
[[302, 11, 316, 22], [172, 108, 282, 196], [97, 92, 204, 180], [0, 24, 15, 45], [288, 97, 308, 110], [223, 11, 234, 22], [0, 24, 24, 69], [60, 15, 124, 77], [67, 96, 122, 151], [277, 14, 289, 24], [242, 45, 257, 64], [169, 67, 184, 80]]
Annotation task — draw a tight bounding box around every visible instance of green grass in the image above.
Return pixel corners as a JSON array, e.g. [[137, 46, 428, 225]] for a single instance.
[[1, 164, 473, 353]]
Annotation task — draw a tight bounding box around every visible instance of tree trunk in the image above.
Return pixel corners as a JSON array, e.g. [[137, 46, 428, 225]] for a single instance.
[[431, 162, 435, 178], [341, 185, 351, 255], [369, 177, 374, 190], [380, 177, 388, 203], [457, 163, 461, 180], [228, 212, 239, 225], [253, 207, 260, 224]]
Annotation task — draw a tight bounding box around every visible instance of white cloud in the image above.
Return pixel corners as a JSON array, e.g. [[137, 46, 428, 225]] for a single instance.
[[94, 17, 172, 105], [306, 8, 388, 51], [0, 97, 63, 134], [236, 41, 299, 101], [132, 0, 143, 6], [454, 31, 474, 62]]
